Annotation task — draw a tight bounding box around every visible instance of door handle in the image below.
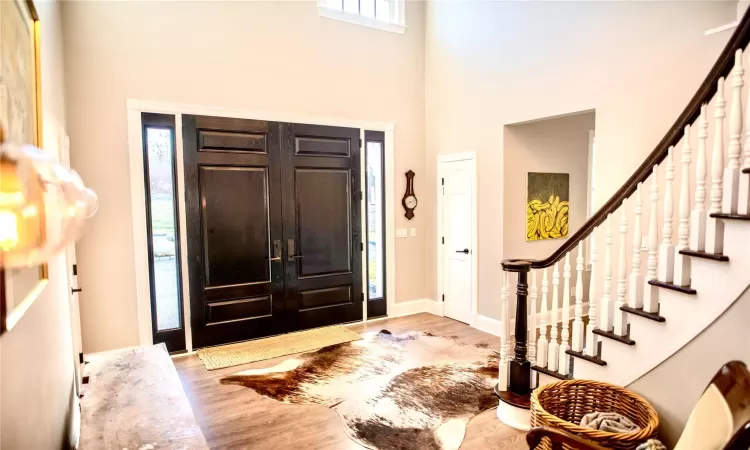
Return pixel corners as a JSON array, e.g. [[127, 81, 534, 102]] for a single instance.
[[288, 239, 303, 261], [72, 288, 83, 294], [455, 248, 470, 254], [268, 240, 282, 262]]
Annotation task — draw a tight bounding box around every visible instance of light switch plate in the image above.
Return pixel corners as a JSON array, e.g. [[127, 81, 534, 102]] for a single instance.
[[396, 228, 408, 238], [410, 228, 417, 237]]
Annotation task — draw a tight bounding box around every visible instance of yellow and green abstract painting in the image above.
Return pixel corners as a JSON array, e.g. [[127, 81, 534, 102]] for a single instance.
[[526, 172, 569, 241]]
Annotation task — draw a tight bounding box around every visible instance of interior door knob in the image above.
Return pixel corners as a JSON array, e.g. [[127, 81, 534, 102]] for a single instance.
[[72, 287, 83, 294], [455, 248, 470, 254]]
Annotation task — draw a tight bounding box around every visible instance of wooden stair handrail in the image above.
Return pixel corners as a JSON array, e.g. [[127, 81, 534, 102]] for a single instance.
[[504, 8, 750, 271]]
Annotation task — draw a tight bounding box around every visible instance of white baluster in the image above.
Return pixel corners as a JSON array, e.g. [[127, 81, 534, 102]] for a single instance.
[[706, 78, 726, 255], [600, 214, 614, 331], [572, 244, 585, 352], [690, 106, 708, 251], [724, 50, 744, 214], [629, 183, 644, 309], [547, 262, 560, 372], [644, 165, 660, 313], [585, 229, 599, 357], [614, 203, 629, 336], [528, 271, 537, 385], [740, 50, 750, 215], [675, 126, 692, 287], [658, 147, 676, 283], [558, 253, 571, 377], [498, 271, 509, 392], [537, 269, 549, 368]]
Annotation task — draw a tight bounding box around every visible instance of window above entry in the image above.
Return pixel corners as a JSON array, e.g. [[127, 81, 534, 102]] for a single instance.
[[318, 0, 406, 34]]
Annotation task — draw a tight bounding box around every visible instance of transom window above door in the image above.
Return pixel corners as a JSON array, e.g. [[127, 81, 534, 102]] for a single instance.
[[318, 0, 406, 34]]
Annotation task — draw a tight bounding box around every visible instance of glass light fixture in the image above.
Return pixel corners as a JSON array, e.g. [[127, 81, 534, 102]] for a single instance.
[[0, 130, 97, 269]]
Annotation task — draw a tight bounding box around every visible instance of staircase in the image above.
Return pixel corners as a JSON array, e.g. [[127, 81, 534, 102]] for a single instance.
[[495, 10, 750, 431]]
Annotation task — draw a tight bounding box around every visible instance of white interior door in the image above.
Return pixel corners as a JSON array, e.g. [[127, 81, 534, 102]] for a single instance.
[[60, 131, 84, 394], [440, 158, 475, 324]]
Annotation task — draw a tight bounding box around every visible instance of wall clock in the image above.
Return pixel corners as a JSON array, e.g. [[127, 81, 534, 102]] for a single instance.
[[402, 170, 417, 220]]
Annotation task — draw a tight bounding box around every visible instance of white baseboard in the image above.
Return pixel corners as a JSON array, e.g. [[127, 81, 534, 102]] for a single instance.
[[474, 314, 502, 336], [391, 299, 438, 317]]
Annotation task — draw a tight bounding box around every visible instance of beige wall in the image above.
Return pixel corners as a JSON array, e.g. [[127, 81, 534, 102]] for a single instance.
[[503, 112, 595, 261], [1, 0, 76, 448], [424, 1, 736, 319], [628, 286, 750, 446], [62, 1, 426, 352]]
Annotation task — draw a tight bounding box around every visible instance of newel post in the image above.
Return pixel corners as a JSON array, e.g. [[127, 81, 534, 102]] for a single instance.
[[501, 259, 532, 396]]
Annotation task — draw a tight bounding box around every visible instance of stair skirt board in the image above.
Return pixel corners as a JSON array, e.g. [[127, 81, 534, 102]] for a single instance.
[[572, 221, 750, 386]]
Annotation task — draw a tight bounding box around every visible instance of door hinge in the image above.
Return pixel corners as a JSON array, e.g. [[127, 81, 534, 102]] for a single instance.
[[442, 294, 445, 302], [441, 178, 444, 185], [361, 293, 365, 303], [359, 191, 363, 200], [73, 264, 78, 276], [441, 237, 444, 244], [359, 138, 362, 149], [360, 242, 364, 251], [79, 352, 84, 364]]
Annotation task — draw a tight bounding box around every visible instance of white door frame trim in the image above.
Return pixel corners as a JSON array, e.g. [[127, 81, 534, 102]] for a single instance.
[[436, 152, 479, 326], [126, 98, 396, 352]]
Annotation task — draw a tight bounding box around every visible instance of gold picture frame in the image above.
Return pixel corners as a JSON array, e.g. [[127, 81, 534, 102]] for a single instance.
[[0, 0, 48, 333]]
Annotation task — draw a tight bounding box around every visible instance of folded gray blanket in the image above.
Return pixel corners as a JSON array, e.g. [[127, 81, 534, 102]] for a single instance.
[[580, 411, 640, 433]]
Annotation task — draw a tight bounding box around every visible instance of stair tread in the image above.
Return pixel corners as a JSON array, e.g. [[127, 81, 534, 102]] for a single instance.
[[678, 249, 729, 262], [620, 305, 666, 322], [566, 349, 607, 366], [647, 279, 697, 295], [710, 212, 750, 221], [592, 328, 636, 345], [530, 365, 572, 380]]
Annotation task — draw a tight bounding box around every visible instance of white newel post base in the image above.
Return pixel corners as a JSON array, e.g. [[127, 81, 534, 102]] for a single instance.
[[628, 273, 644, 309], [558, 346, 570, 377], [723, 168, 741, 214], [496, 400, 531, 431], [613, 308, 628, 336], [706, 217, 725, 254], [498, 360, 508, 392], [643, 282, 660, 314], [585, 328, 598, 357], [690, 210, 707, 251], [739, 173, 750, 215], [547, 342, 559, 372], [571, 322, 584, 353], [537, 339, 548, 368], [673, 251, 691, 287], [657, 244, 675, 283]]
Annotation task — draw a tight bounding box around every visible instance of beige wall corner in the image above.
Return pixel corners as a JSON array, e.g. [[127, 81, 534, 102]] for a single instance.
[[1, 0, 77, 448]]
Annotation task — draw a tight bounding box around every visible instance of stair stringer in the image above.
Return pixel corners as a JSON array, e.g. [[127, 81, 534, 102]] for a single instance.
[[572, 220, 750, 386]]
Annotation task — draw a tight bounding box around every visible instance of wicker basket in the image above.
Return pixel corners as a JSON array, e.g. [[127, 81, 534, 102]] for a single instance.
[[530, 379, 659, 450]]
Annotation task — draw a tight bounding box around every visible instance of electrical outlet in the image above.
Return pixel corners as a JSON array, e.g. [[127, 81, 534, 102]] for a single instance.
[[641, 237, 648, 251], [571, 286, 576, 297]]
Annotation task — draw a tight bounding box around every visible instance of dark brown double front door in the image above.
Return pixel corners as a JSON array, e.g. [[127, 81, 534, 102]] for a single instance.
[[183, 115, 362, 349]]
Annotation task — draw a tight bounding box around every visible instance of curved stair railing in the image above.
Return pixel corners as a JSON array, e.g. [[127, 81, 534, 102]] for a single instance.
[[496, 8, 750, 411]]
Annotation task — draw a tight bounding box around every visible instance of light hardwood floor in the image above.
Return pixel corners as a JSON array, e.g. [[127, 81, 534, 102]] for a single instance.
[[173, 312, 529, 449]]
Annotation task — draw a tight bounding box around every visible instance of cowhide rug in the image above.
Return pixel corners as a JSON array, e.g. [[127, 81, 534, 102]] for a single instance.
[[220, 330, 499, 450]]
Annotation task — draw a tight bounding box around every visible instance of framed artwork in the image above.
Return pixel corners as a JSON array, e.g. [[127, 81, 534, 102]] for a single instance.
[[526, 172, 569, 242], [0, 0, 48, 333]]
